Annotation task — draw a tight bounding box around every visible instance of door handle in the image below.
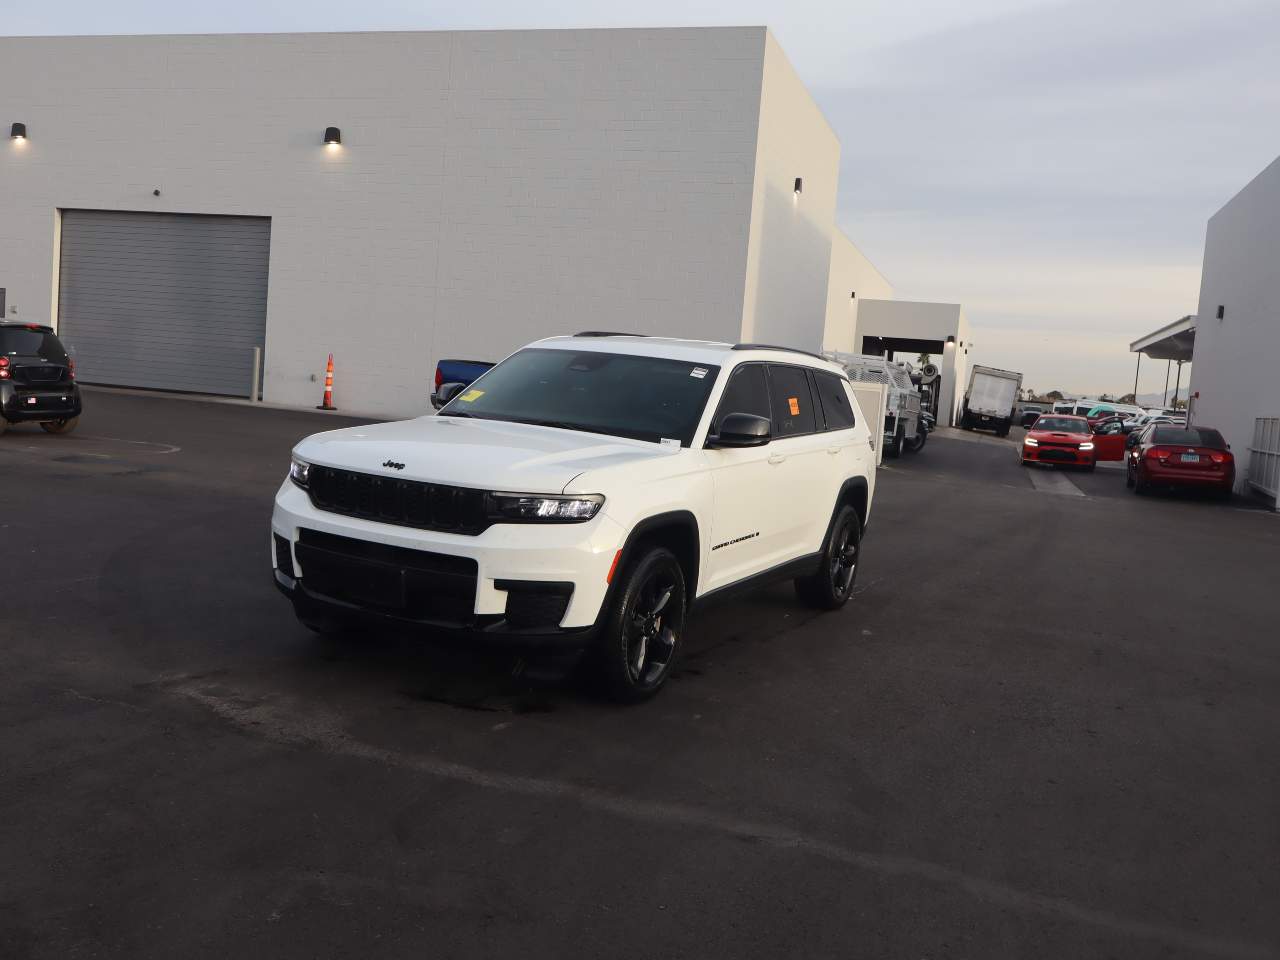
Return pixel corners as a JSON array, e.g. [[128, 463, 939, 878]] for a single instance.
[[768, 453, 787, 465]]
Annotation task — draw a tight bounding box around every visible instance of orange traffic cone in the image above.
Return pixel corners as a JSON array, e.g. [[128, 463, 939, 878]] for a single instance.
[[316, 354, 337, 410]]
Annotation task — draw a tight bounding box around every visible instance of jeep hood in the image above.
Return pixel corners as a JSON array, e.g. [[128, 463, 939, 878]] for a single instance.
[[294, 415, 675, 492]]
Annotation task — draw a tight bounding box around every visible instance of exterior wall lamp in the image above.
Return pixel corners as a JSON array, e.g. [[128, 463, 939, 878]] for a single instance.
[[794, 177, 803, 195], [323, 126, 342, 146], [11, 122, 27, 140]]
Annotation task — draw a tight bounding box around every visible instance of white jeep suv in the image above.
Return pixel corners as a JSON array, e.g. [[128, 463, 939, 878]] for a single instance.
[[271, 334, 875, 701]]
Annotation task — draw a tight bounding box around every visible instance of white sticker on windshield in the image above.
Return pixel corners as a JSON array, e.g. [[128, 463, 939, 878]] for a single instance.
[[690, 367, 708, 379], [660, 438, 681, 447]]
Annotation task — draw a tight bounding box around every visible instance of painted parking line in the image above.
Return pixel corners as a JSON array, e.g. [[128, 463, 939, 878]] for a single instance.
[[1027, 466, 1087, 497]]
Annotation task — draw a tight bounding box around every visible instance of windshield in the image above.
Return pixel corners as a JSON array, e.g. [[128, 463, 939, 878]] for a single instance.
[[0, 328, 68, 361], [1032, 416, 1090, 434], [1152, 426, 1226, 448], [439, 348, 720, 446]]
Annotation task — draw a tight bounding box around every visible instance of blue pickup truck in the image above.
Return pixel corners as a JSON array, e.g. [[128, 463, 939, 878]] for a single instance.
[[431, 358, 494, 409]]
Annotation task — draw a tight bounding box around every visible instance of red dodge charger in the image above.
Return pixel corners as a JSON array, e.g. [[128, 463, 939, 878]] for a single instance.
[[1021, 415, 1096, 470]]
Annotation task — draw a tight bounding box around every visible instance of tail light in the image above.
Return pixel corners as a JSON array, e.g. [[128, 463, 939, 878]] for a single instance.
[[1210, 451, 1231, 464], [0, 356, 9, 379], [1147, 446, 1169, 462], [434, 365, 443, 389], [68, 357, 76, 380]]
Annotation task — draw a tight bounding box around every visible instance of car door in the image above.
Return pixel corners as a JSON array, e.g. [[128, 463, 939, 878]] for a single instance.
[[703, 363, 786, 592], [1090, 419, 1127, 461], [811, 369, 865, 513], [763, 363, 831, 561]]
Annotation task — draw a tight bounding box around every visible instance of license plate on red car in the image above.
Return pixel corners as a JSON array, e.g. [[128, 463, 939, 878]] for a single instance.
[[1181, 453, 1200, 463]]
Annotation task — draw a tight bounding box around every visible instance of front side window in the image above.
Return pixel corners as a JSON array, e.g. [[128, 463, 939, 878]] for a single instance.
[[439, 348, 720, 447], [712, 364, 771, 434], [767, 365, 817, 437], [813, 371, 856, 431]]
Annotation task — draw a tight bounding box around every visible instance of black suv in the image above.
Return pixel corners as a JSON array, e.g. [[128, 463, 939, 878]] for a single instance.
[[0, 323, 82, 435]]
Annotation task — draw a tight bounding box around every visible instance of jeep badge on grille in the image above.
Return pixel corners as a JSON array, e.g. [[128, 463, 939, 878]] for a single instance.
[[382, 460, 406, 470]]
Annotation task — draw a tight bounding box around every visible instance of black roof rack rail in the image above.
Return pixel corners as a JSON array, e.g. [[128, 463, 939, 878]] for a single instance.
[[574, 331, 649, 338], [731, 343, 829, 362]]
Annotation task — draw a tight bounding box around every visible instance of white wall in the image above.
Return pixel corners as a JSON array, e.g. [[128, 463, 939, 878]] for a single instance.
[[821, 228, 893, 353], [854, 299, 971, 426], [0, 28, 769, 416], [1188, 154, 1280, 490], [739, 31, 841, 352]]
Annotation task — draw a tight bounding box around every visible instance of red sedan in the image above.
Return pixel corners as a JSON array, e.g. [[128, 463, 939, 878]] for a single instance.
[[1020, 415, 1096, 470], [1126, 424, 1235, 498]]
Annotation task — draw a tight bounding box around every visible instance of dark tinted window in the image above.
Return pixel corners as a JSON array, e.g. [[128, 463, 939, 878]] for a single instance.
[[712, 364, 771, 434], [1152, 426, 1226, 448], [0, 328, 68, 361], [439, 348, 719, 447], [813, 371, 856, 431], [767, 365, 817, 436]]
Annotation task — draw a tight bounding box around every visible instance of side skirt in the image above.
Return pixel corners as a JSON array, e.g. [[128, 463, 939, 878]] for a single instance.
[[689, 552, 822, 614]]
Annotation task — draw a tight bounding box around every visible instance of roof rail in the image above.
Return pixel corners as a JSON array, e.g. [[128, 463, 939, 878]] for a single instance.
[[574, 331, 649, 338], [731, 342, 829, 362]]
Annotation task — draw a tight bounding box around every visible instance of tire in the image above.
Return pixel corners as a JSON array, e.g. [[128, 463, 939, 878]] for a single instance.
[[885, 427, 904, 459], [1125, 463, 1134, 488], [592, 546, 686, 703], [1132, 465, 1149, 496], [40, 416, 79, 435], [0, 416, 7, 437], [906, 428, 927, 453], [1082, 462, 1096, 473], [795, 504, 862, 611]]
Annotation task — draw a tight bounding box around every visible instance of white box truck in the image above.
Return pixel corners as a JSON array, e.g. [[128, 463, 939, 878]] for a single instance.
[[962, 365, 1023, 436]]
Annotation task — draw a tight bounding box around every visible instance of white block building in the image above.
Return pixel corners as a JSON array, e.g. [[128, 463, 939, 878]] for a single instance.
[[1, 27, 862, 417], [1186, 155, 1280, 496]]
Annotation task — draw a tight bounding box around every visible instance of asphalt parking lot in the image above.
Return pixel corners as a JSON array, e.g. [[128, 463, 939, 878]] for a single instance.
[[3, 390, 1278, 960]]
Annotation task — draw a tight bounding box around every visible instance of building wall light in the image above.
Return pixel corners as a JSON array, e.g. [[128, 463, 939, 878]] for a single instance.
[[11, 122, 27, 140], [794, 177, 803, 195], [323, 126, 342, 146]]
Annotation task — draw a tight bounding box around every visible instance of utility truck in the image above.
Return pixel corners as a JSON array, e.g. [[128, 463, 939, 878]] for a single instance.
[[825, 352, 924, 457], [962, 365, 1023, 436]]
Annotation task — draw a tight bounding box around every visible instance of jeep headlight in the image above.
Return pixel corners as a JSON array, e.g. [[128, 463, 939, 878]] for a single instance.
[[289, 457, 311, 488], [489, 492, 604, 522]]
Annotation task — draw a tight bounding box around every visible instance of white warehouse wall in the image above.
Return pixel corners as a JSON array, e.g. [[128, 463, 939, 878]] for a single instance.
[[1188, 154, 1280, 489], [821, 228, 893, 353], [740, 32, 841, 351], [0, 28, 778, 416]]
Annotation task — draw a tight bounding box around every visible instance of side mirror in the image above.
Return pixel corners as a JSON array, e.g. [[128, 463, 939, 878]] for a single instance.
[[1125, 433, 1140, 448], [706, 412, 771, 448], [432, 381, 467, 410]]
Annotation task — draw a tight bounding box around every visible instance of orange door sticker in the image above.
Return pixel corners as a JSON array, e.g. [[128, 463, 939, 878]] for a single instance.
[[788, 396, 800, 416]]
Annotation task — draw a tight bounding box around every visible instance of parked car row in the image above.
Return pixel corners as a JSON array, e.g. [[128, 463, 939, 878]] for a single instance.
[[1019, 411, 1235, 499]]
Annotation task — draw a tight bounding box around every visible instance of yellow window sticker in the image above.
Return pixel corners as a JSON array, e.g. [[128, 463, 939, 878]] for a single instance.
[[459, 389, 485, 402], [788, 396, 800, 416]]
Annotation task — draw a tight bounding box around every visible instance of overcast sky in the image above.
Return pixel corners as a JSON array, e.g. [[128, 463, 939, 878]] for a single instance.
[[8, 0, 1279, 396]]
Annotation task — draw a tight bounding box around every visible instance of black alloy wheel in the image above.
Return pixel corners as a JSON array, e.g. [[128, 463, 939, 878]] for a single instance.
[[796, 504, 861, 610], [596, 547, 686, 703]]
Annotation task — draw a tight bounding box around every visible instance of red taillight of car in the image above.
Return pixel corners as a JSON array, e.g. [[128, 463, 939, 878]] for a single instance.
[[1146, 446, 1168, 462], [68, 357, 75, 380], [1210, 451, 1231, 465], [434, 366, 443, 389], [0, 356, 9, 380]]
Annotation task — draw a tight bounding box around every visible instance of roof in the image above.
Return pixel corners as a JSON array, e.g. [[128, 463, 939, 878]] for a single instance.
[[0, 321, 54, 330], [530, 334, 845, 373], [1130, 315, 1196, 362]]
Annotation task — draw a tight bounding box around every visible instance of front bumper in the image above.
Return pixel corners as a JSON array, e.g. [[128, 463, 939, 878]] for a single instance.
[[271, 480, 623, 645], [1023, 444, 1093, 466], [0, 382, 81, 422]]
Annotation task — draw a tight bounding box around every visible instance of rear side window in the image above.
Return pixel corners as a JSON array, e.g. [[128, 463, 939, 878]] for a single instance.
[[712, 364, 771, 434], [767, 365, 817, 436], [812, 371, 856, 431], [1152, 426, 1226, 448]]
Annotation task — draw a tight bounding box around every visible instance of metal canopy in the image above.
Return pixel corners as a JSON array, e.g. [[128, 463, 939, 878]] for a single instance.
[[1130, 315, 1196, 361]]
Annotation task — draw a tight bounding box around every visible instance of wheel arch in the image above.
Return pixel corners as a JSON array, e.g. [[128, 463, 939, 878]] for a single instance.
[[614, 510, 702, 600]]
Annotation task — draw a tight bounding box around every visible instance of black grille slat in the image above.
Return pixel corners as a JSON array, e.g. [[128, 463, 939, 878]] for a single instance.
[[307, 466, 491, 535]]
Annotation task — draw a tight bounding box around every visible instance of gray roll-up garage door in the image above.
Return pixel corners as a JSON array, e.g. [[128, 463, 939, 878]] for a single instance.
[[57, 210, 271, 396]]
